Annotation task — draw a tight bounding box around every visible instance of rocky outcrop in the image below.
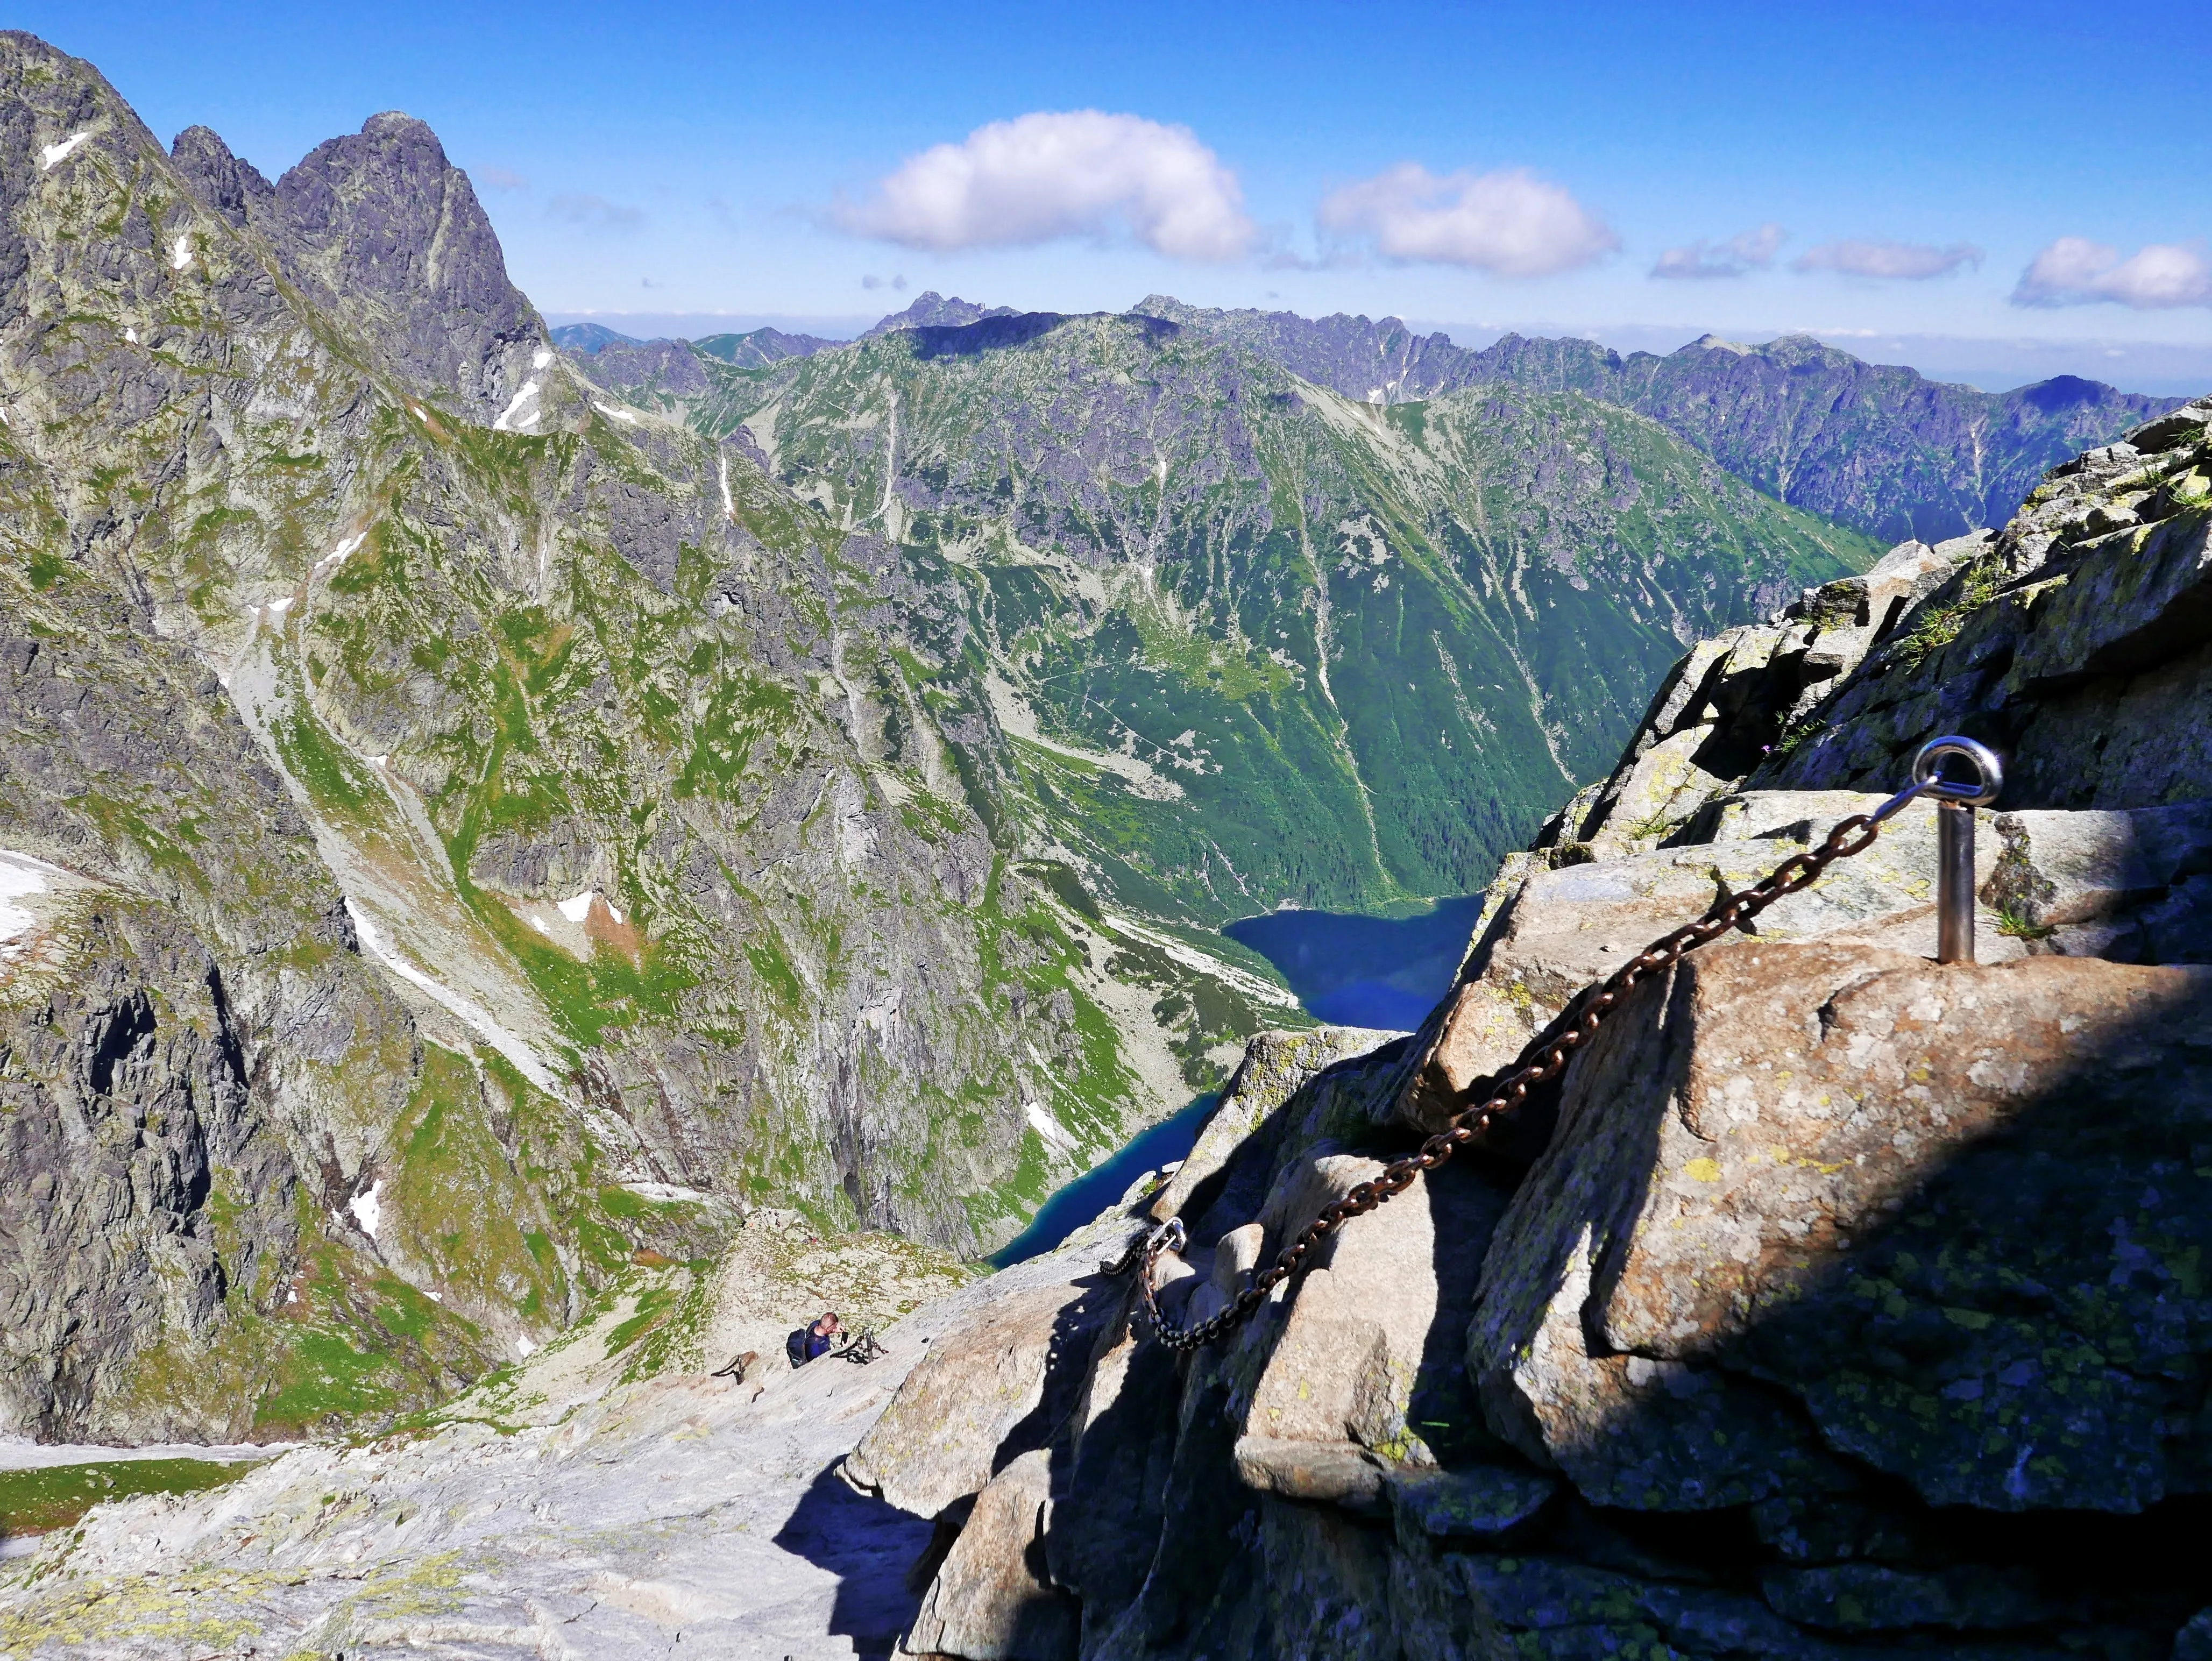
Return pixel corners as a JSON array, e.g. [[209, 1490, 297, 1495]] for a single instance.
[[855, 404, 2212, 1657], [864, 290, 1020, 336], [1394, 396, 2212, 1126], [0, 896, 291, 1440], [1759, 397, 2212, 811]]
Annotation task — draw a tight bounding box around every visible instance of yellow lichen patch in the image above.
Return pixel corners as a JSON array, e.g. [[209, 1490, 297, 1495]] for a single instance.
[[0, 1564, 282, 1654], [1683, 1158, 1724, 1183]]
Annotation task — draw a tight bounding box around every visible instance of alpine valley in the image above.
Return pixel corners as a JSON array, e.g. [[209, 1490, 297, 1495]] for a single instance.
[[0, 23, 2175, 1467]]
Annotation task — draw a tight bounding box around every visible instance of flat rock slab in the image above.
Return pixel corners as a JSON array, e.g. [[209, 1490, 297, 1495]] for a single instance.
[[0, 1232, 1131, 1659]]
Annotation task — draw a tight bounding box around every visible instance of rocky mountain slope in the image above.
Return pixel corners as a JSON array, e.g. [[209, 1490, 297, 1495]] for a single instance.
[[0, 30, 1887, 1449], [576, 306, 1876, 917], [0, 32, 1278, 1445], [823, 398, 2212, 1658], [1136, 296, 2176, 544]]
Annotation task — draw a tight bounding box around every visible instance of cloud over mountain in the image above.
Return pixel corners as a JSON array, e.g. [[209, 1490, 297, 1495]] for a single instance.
[[2012, 237, 2212, 309], [1651, 223, 1785, 280], [1317, 164, 1616, 276], [1792, 239, 1980, 280], [836, 111, 1256, 261]]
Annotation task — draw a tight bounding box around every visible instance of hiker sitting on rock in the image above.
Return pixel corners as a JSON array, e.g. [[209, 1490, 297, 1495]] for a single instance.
[[788, 1311, 842, 1367]]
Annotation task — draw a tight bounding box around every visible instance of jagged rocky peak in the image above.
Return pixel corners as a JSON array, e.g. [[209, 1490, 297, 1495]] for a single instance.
[[862, 288, 1018, 335], [166, 123, 271, 229], [255, 111, 550, 422]]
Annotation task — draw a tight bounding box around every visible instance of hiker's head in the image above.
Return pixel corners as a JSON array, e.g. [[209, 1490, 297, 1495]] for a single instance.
[[816, 1311, 841, 1334]]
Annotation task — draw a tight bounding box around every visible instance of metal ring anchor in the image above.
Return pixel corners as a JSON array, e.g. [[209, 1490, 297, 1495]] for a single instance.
[[1909, 736, 2004, 963]]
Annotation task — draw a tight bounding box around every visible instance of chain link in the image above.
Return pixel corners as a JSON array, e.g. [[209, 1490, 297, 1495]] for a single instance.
[[1123, 796, 1912, 1351]]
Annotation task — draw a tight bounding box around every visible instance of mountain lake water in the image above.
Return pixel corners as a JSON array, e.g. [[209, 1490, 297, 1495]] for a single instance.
[[991, 895, 1481, 1266]]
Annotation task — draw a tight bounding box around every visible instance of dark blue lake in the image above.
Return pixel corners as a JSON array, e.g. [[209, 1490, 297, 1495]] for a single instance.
[[1221, 895, 1484, 1032], [990, 895, 1479, 1266]]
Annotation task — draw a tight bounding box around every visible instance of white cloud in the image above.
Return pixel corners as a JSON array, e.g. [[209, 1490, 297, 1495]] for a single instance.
[[837, 110, 1256, 262], [1651, 222, 1784, 280], [477, 166, 529, 192], [2012, 237, 2212, 309], [1317, 164, 1617, 277], [1792, 239, 1981, 280]]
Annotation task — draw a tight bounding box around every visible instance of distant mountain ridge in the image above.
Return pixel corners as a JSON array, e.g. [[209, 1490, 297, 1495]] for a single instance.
[[561, 294, 2179, 547], [1131, 296, 2184, 543], [862, 290, 1018, 336], [548, 321, 640, 354]]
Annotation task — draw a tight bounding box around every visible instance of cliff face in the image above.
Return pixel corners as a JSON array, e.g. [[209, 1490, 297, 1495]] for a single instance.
[[847, 403, 2212, 1657]]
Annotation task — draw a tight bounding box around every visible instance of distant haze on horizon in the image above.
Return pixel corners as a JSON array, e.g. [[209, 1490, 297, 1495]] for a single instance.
[[25, 0, 2212, 397]]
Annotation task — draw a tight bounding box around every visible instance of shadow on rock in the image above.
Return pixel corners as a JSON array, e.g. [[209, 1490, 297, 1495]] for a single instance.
[[770, 1461, 937, 1661]]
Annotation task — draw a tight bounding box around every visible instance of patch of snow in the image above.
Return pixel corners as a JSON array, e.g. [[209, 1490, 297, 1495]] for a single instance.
[[0, 852, 54, 960], [410, 404, 430, 423], [347, 1181, 383, 1239], [620, 1181, 715, 1204], [427, 1290, 443, 1303], [170, 233, 193, 271], [124, 326, 138, 344], [718, 454, 734, 518], [515, 1335, 536, 1357], [1024, 1100, 1074, 1150], [531, 347, 552, 370], [0, 409, 9, 425], [492, 379, 541, 432], [265, 595, 293, 615], [368, 754, 387, 766], [0, 1439, 292, 1473], [39, 132, 89, 171], [530, 914, 551, 935], [518, 407, 542, 429], [557, 891, 597, 924], [317, 532, 365, 569], [217, 673, 230, 689], [593, 401, 639, 424]]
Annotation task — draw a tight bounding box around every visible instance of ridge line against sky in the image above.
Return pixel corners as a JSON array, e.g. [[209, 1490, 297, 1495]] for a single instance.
[[21, 0, 2211, 394]]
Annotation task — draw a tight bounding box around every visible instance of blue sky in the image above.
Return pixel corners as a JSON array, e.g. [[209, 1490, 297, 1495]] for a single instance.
[[23, 1, 2212, 391]]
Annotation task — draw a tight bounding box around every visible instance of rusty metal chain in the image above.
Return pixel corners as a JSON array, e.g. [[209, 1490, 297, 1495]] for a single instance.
[[1114, 776, 1940, 1352]]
